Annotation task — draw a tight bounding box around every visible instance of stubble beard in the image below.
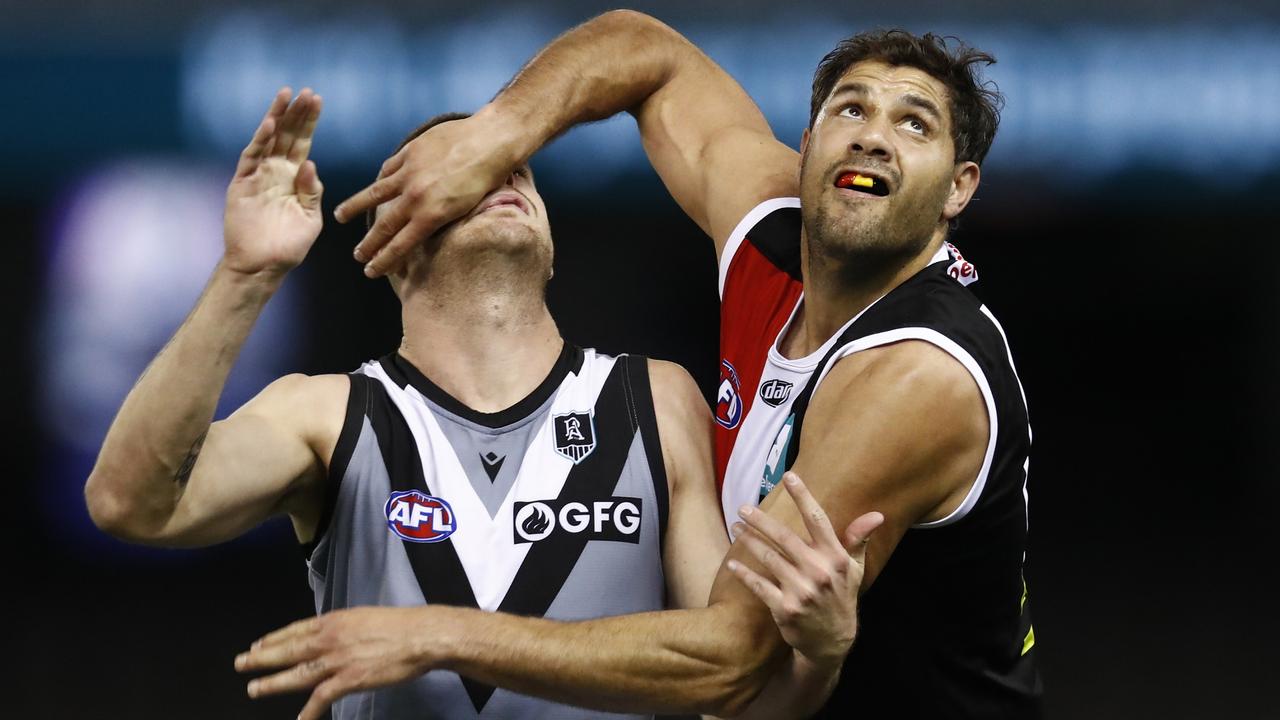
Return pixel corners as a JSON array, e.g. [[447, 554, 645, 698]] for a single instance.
[[801, 160, 948, 288]]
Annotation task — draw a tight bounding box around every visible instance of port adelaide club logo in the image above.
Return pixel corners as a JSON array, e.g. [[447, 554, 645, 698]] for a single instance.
[[384, 490, 457, 543], [513, 498, 643, 544], [553, 411, 596, 463]]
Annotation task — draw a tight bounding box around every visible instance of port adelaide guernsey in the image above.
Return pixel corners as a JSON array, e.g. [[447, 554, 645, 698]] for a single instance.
[[306, 344, 669, 720]]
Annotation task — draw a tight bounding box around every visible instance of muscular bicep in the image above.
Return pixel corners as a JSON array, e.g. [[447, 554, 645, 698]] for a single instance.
[[650, 359, 730, 609], [630, 33, 799, 256], [157, 373, 348, 547], [784, 341, 990, 589]]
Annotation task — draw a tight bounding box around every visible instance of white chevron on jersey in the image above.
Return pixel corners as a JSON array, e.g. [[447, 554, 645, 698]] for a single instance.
[[360, 350, 619, 610]]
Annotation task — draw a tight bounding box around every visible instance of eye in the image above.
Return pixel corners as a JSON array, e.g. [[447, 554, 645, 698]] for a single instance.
[[902, 117, 928, 135], [838, 104, 863, 119]]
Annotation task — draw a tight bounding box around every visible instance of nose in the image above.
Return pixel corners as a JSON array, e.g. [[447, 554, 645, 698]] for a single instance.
[[848, 118, 893, 161]]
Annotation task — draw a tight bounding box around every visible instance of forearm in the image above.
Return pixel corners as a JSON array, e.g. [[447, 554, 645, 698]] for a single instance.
[[726, 652, 842, 720], [433, 603, 782, 717], [85, 262, 281, 537], [482, 10, 696, 162]]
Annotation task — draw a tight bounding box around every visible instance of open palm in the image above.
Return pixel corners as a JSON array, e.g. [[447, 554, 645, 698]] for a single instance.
[[223, 88, 325, 276]]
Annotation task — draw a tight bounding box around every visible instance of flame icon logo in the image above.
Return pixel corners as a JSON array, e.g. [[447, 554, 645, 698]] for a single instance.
[[514, 502, 555, 542], [522, 508, 550, 536]]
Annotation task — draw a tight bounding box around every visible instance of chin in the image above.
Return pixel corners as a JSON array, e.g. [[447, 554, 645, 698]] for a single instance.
[[446, 218, 550, 257]]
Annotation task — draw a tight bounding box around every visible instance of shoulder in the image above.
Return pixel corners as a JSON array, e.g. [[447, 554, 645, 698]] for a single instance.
[[247, 372, 351, 415], [645, 358, 708, 426], [236, 373, 353, 451], [811, 340, 986, 445]]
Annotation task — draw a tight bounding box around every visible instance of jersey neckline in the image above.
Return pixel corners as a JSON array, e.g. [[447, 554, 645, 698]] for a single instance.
[[766, 243, 957, 373], [380, 342, 584, 429]]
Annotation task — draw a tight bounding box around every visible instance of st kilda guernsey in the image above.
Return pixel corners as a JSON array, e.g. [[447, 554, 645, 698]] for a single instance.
[[716, 198, 1042, 718]]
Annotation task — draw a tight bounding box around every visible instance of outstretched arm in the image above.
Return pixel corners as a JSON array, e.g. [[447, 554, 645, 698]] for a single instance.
[[338, 10, 798, 276], [85, 88, 345, 547], [238, 341, 984, 718]]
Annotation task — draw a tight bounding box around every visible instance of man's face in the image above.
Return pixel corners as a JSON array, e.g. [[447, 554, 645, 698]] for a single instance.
[[799, 60, 974, 269], [426, 162, 553, 263], [381, 162, 554, 284]]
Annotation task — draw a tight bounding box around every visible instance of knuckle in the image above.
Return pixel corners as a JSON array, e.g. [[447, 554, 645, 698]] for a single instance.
[[404, 184, 427, 203], [814, 568, 837, 590]]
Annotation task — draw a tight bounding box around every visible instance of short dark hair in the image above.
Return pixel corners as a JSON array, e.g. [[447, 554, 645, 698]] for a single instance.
[[809, 29, 1003, 165], [366, 111, 471, 231]]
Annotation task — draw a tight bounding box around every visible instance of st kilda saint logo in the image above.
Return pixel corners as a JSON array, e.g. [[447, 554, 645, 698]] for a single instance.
[[513, 498, 643, 544], [553, 411, 596, 463], [758, 378, 793, 407], [384, 490, 457, 543]]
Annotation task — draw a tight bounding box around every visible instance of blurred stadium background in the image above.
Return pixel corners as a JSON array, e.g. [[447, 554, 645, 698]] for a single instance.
[[5, 1, 1279, 717]]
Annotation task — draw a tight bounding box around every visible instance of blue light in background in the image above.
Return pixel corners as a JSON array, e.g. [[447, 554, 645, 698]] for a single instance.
[[38, 160, 303, 556], [180, 12, 1280, 187]]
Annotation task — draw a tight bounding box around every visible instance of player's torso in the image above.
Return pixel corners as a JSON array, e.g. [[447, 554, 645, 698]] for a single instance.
[[307, 345, 668, 720], [718, 198, 1041, 716]]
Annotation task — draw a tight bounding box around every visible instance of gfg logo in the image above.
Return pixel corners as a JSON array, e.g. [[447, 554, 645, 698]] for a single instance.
[[385, 490, 457, 543], [513, 498, 643, 544], [758, 378, 793, 407]]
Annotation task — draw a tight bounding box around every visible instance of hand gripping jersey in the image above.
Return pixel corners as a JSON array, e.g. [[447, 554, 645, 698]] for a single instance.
[[718, 199, 1042, 718], [306, 345, 669, 720]]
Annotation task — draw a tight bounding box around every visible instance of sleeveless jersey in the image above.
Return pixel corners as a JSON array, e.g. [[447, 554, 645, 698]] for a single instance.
[[306, 344, 670, 720], [717, 198, 1042, 717]]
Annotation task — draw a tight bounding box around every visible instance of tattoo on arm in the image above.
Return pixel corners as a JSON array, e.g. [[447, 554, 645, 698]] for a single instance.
[[175, 430, 208, 490]]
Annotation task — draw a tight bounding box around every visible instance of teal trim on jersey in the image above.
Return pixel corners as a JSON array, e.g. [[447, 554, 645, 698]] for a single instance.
[[759, 413, 795, 502]]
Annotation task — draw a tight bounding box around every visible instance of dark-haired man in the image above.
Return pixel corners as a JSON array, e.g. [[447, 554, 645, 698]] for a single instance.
[[87, 89, 880, 720], [244, 11, 1042, 719]]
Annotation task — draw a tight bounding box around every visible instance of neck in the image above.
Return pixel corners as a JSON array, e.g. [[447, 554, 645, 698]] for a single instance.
[[787, 228, 946, 357], [398, 256, 562, 414]]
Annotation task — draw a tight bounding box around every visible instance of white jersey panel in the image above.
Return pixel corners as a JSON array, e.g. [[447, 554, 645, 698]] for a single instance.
[[360, 350, 618, 610]]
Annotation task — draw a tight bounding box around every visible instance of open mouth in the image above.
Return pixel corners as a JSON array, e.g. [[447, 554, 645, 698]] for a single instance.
[[835, 171, 891, 198]]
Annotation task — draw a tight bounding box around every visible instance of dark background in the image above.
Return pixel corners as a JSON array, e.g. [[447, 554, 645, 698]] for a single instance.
[[5, 1, 1279, 718]]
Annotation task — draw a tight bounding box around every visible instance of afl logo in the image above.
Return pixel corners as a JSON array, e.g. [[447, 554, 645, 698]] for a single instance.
[[715, 359, 743, 429], [384, 490, 457, 543], [759, 379, 793, 407]]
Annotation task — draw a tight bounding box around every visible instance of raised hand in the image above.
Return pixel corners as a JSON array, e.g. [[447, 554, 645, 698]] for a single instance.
[[334, 110, 520, 277], [727, 472, 884, 668], [223, 87, 325, 277]]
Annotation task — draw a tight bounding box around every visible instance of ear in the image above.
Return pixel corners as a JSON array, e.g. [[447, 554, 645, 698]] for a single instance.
[[942, 161, 981, 222], [798, 127, 812, 182]]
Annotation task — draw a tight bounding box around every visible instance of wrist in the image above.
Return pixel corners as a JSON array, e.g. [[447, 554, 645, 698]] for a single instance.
[[212, 259, 288, 297], [792, 648, 844, 680], [474, 100, 544, 167], [411, 605, 462, 673]]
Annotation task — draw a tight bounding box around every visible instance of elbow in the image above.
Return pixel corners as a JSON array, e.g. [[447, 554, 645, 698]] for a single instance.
[[595, 9, 663, 32], [84, 472, 129, 537], [84, 470, 162, 542], [594, 9, 686, 52]]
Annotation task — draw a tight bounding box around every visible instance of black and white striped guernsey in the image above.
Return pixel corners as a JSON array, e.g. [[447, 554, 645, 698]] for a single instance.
[[306, 344, 669, 720]]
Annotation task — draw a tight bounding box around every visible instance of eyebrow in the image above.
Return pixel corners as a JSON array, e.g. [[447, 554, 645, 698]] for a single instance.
[[829, 82, 945, 125]]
